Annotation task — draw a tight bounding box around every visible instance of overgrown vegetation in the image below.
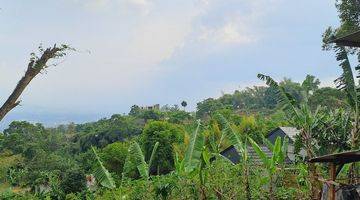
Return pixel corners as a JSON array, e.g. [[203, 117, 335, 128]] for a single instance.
[[1, 0, 360, 199], [0, 73, 355, 199]]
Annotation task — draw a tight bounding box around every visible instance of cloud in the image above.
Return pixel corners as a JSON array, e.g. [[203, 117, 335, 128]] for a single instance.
[[125, 0, 150, 7], [198, 21, 256, 45], [193, 0, 281, 46], [83, 0, 152, 14], [127, 17, 193, 65], [0, 0, 283, 116]]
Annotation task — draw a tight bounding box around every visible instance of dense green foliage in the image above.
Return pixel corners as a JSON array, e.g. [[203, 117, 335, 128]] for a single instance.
[[100, 142, 128, 179], [1, 0, 359, 199], [0, 74, 352, 199], [141, 121, 184, 175]]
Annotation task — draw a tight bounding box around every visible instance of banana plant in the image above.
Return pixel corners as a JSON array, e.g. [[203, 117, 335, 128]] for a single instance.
[[215, 113, 251, 200], [122, 141, 159, 180], [215, 114, 247, 162], [91, 146, 116, 189], [173, 121, 205, 174], [330, 45, 360, 184], [258, 74, 324, 198], [334, 46, 359, 150], [183, 120, 204, 173], [257, 74, 326, 157], [170, 120, 210, 199], [248, 137, 288, 200]]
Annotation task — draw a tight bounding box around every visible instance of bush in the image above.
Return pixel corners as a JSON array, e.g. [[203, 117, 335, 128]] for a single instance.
[[141, 121, 184, 175], [60, 170, 86, 195], [0, 189, 39, 200], [101, 142, 128, 179]]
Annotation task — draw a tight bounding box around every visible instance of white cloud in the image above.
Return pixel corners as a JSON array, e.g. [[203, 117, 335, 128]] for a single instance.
[[83, 0, 152, 14], [127, 18, 193, 65], [83, 0, 110, 10], [198, 21, 256, 45], [0, 0, 282, 115], [125, 0, 150, 7], [194, 0, 281, 46]]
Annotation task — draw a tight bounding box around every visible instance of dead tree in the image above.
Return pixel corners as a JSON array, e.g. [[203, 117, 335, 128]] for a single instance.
[[0, 44, 73, 122]]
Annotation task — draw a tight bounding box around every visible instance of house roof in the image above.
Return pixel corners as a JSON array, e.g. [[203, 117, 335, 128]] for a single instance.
[[219, 144, 292, 165], [267, 127, 300, 142], [247, 145, 273, 164], [331, 30, 360, 48], [308, 150, 360, 164], [279, 127, 299, 141]]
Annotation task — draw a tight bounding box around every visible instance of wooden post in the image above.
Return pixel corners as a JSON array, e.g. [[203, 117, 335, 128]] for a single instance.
[[329, 163, 336, 200]]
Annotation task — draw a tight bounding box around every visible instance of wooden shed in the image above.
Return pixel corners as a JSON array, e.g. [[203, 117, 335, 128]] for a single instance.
[[331, 30, 360, 47], [309, 150, 360, 200]]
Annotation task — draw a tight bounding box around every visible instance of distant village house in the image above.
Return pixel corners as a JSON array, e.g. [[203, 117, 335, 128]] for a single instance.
[[140, 104, 160, 110], [219, 127, 304, 165]]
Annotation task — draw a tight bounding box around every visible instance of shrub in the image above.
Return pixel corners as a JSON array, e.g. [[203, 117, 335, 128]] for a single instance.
[[101, 142, 128, 179], [60, 170, 86, 195], [141, 121, 184, 175]]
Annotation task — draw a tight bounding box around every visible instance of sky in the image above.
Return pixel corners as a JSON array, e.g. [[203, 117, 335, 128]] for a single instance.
[[0, 0, 345, 128]]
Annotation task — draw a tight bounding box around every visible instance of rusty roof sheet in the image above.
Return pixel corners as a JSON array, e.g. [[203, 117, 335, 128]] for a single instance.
[[332, 30, 360, 47], [308, 150, 360, 164]]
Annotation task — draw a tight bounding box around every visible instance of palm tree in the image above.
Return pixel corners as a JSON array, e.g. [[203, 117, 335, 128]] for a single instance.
[[257, 74, 323, 199], [181, 101, 187, 111]]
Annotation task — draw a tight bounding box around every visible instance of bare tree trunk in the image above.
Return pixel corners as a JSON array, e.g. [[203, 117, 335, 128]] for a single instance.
[[0, 45, 67, 122], [349, 118, 359, 184]]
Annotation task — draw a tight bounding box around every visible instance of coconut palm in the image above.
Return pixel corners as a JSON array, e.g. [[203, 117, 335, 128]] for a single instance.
[[181, 101, 187, 111]]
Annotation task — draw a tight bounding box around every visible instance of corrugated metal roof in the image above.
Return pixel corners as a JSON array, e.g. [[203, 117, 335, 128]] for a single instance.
[[219, 145, 292, 165], [308, 150, 360, 164], [279, 127, 300, 141], [332, 30, 360, 47], [247, 145, 273, 165]]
